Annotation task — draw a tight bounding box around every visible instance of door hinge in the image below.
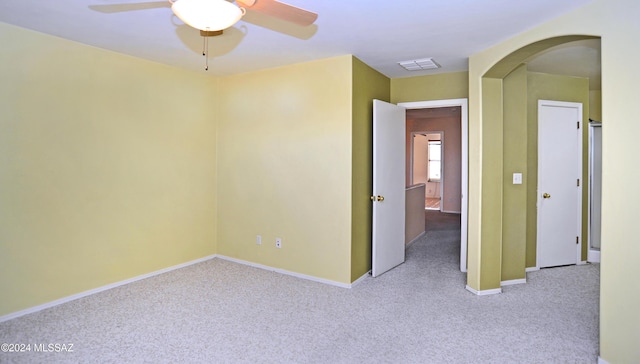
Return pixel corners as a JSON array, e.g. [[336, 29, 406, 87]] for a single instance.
[[577, 179, 580, 187], [577, 121, 580, 129], [576, 236, 579, 244]]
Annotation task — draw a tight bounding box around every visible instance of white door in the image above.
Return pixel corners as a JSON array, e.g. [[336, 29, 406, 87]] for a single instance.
[[372, 99, 406, 277], [537, 100, 582, 268]]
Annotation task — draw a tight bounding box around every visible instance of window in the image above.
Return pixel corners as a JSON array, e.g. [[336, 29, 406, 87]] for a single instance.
[[428, 140, 441, 182]]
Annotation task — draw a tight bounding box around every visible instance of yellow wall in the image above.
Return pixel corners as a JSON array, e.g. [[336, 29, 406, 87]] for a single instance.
[[589, 90, 602, 121], [4, 3, 634, 359], [526, 72, 590, 267], [351, 57, 390, 281], [0, 23, 218, 316], [216, 55, 354, 284], [390, 71, 469, 103], [501, 65, 528, 282], [474, 67, 590, 283], [468, 0, 640, 361], [479, 77, 504, 290]]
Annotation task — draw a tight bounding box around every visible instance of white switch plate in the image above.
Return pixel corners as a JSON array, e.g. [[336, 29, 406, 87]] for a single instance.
[[256, 235, 262, 245], [513, 173, 523, 185]]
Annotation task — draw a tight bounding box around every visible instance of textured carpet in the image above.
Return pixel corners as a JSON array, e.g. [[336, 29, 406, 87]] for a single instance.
[[0, 212, 599, 363]]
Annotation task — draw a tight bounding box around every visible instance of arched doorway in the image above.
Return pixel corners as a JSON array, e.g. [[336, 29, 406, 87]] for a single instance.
[[466, 34, 601, 295]]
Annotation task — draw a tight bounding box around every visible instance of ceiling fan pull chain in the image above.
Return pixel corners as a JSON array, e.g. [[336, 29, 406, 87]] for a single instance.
[[203, 28, 209, 71]]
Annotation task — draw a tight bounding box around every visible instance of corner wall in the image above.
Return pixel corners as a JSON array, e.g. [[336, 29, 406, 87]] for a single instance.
[[502, 65, 528, 282], [216, 56, 354, 284], [351, 57, 390, 281], [0, 23, 218, 317]]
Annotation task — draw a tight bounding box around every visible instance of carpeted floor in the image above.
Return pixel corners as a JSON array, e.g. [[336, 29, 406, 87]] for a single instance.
[[0, 212, 599, 363]]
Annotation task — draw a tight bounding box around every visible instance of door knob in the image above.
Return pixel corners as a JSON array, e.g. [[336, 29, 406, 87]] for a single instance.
[[370, 195, 385, 202], [542, 193, 551, 199]]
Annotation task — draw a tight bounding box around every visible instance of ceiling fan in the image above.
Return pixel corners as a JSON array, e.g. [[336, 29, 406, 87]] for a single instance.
[[170, 0, 318, 36], [92, 0, 317, 34], [91, 0, 317, 70], [171, 0, 317, 69]]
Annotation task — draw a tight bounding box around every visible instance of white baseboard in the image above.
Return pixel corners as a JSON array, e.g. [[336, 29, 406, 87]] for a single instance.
[[0, 254, 217, 323], [465, 285, 502, 296], [216, 255, 353, 288], [588, 249, 601, 263], [598, 356, 609, 364], [2, 253, 366, 322], [501, 278, 526, 286], [406, 231, 426, 248], [526, 267, 540, 272]]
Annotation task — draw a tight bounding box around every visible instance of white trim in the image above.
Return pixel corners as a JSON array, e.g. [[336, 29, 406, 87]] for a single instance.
[[501, 278, 527, 286], [588, 249, 601, 263], [526, 267, 540, 272], [0, 254, 217, 323], [597, 357, 610, 364], [399, 98, 469, 273], [216, 255, 353, 288], [406, 231, 426, 248], [465, 285, 502, 296]]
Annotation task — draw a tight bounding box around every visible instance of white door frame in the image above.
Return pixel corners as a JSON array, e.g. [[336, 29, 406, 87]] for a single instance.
[[399, 99, 469, 272], [408, 132, 425, 187], [536, 99, 583, 269], [410, 131, 444, 210]]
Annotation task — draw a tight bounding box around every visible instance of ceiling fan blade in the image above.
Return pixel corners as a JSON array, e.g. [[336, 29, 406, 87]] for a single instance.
[[241, 11, 318, 40], [236, 0, 317, 27], [89, 2, 169, 14]]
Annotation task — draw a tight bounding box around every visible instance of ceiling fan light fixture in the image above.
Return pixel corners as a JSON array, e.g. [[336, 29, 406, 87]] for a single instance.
[[171, 0, 246, 31]]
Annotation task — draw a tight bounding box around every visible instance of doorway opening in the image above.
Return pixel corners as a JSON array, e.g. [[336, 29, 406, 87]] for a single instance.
[[411, 132, 444, 211], [400, 99, 468, 272]]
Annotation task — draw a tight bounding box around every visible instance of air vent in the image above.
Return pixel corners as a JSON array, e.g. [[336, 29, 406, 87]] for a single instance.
[[398, 58, 441, 71]]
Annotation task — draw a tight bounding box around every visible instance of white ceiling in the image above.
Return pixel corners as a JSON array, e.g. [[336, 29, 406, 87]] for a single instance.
[[0, 0, 597, 80]]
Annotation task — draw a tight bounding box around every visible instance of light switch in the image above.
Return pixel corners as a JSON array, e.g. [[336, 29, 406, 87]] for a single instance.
[[513, 173, 523, 185]]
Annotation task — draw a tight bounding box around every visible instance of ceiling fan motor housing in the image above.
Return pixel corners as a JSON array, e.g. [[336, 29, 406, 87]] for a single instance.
[[171, 0, 246, 31]]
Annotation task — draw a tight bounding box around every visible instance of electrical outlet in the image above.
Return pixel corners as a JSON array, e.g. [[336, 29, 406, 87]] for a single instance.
[[256, 235, 262, 245], [276, 237, 282, 248]]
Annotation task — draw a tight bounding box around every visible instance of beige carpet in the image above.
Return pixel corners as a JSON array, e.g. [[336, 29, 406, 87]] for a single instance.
[[0, 212, 599, 363]]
